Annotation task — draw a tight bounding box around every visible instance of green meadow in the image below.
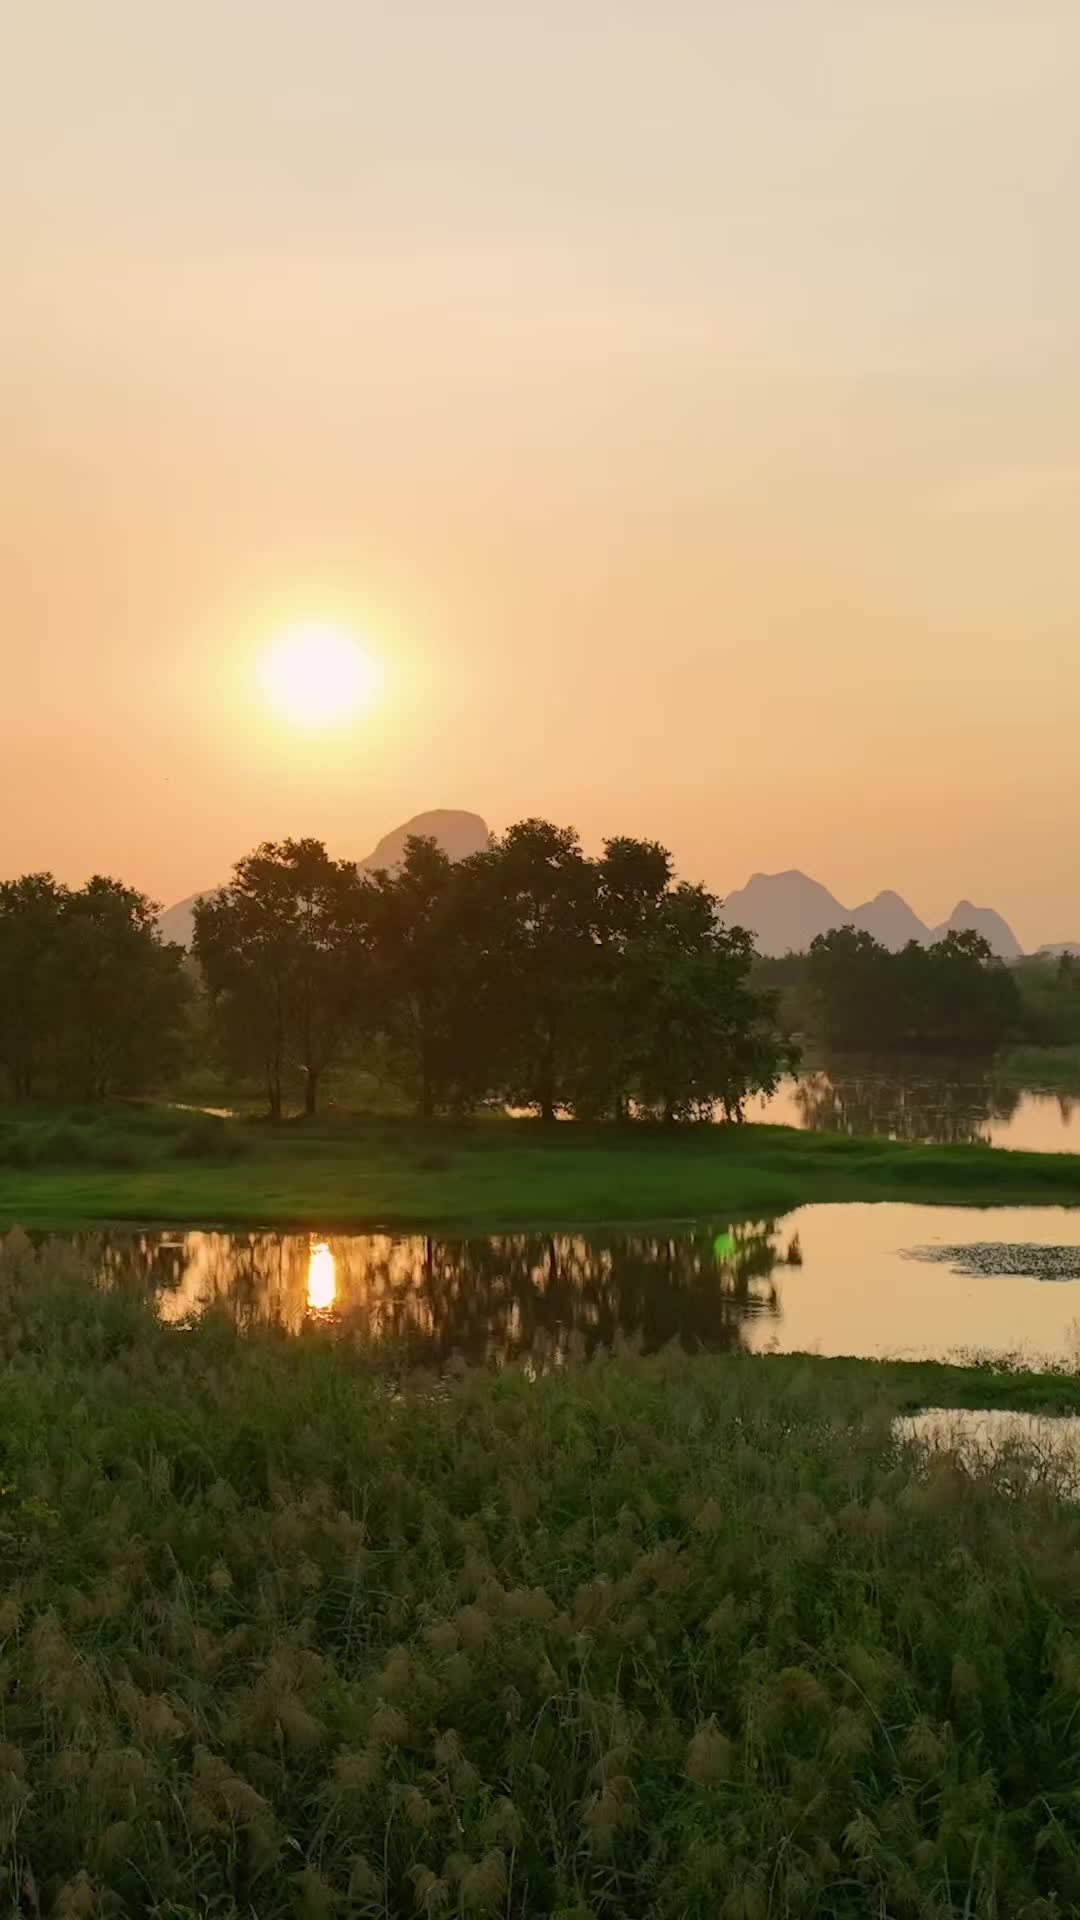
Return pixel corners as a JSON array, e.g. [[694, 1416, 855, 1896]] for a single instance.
[[1, 1105, 1079, 1231]]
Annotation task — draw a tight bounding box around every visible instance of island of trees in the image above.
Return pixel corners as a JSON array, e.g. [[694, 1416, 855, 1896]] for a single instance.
[[0, 822, 792, 1122]]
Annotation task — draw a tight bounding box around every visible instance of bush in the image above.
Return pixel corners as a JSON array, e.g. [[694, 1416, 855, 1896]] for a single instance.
[[172, 1117, 246, 1161]]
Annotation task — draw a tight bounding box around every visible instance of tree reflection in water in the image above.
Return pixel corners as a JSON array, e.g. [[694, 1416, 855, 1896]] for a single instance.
[[69, 1219, 792, 1365], [792, 1059, 1024, 1146]]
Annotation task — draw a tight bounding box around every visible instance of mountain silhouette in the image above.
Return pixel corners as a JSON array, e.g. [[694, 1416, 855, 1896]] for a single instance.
[[361, 809, 490, 872], [929, 900, 1022, 960], [158, 809, 491, 947], [722, 871, 1021, 958]]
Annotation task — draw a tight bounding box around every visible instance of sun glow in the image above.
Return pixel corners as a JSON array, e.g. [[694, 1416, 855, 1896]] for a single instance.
[[258, 621, 380, 729], [307, 1239, 337, 1314]]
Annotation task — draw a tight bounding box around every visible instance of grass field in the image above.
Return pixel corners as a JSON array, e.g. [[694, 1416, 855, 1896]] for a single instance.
[[995, 1044, 1080, 1092], [1, 1104, 1079, 1230], [4, 1234, 1080, 1916]]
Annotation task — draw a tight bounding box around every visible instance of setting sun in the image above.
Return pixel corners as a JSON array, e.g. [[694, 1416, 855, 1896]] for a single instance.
[[257, 621, 380, 730]]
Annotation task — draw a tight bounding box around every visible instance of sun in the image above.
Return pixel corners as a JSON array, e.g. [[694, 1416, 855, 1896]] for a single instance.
[[258, 621, 380, 729]]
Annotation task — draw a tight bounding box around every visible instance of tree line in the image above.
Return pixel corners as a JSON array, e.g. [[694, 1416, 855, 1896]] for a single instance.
[[0, 821, 794, 1119], [193, 821, 793, 1121], [803, 925, 1020, 1053]]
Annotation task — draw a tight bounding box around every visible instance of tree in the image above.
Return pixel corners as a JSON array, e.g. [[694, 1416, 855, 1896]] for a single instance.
[[569, 838, 674, 1120], [624, 884, 791, 1122], [808, 926, 893, 1050], [367, 835, 492, 1116], [194, 839, 367, 1119], [476, 821, 600, 1121], [0, 874, 69, 1098], [52, 878, 189, 1099], [809, 924, 1020, 1054], [911, 929, 1020, 1052]]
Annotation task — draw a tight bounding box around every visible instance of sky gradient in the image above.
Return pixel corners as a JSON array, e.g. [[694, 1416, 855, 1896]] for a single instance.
[[4, 1, 1079, 947]]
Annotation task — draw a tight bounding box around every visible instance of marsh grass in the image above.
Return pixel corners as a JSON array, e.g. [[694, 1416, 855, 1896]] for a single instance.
[[3, 1235, 1080, 1915]]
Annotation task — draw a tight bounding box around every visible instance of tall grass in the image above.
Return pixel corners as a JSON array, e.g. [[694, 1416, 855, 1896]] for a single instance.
[[0, 1105, 245, 1173], [3, 1233, 1080, 1914]]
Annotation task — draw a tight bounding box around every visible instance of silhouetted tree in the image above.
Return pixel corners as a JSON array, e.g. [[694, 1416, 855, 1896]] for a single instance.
[[809, 925, 1019, 1054], [0, 873, 69, 1098], [52, 879, 189, 1099], [367, 835, 495, 1116], [626, 886, 790, 1121], [476, 820, 600, 1121], [194, 839, 367, 1119]]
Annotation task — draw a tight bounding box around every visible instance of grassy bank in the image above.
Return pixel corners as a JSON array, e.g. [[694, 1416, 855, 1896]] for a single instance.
[[4, 1238, 1080, 1917], [995, 1044, 1080, 1092], [1, 1104, 1079, 1230]]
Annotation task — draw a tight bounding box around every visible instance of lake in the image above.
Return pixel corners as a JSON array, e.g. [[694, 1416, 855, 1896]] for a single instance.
[[44, 1201, 1080, 1367], [752, 1062, 1080, 1152]]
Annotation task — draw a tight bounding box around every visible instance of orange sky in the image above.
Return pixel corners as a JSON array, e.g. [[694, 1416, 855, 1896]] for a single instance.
[[3, 2, 1079, 948]]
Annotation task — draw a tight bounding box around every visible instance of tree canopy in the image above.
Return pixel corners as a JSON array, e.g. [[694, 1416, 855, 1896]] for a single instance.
[[0, 875, 189, 1100], [808, 925, 1021, 1053], [193, 840, 368, 1121], [189, 819, 794, 1120]]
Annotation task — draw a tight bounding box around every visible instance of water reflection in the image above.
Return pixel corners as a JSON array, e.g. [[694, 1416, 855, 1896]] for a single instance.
[[754, 1059, 1079, 1152], [44, 1201, 1080, 1367], [79, 1221, 788, 1364], [306, 1239, 336, 1313], [898, 1409, 1080, 1495]]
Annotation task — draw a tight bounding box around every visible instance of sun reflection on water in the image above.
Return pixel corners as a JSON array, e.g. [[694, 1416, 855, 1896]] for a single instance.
[[306, 1239, 336, 1313]]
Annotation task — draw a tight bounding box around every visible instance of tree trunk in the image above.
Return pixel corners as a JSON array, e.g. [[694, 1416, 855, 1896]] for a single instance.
[[538, 1030, 556, 1123], [266, 1058, 283, 1123], [304, 1069, 319, 1118], [419, 1023, 434, 1118]]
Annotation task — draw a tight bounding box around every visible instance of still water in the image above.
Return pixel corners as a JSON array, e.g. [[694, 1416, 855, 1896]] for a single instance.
[[899, 1409, 1080, 1493], [753, 1064, 1080, 1152], [49, 1202, 1080, 1367]]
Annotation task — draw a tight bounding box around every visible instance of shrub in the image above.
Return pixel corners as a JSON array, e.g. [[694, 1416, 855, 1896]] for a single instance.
[[172, 1119, 246, 1161]]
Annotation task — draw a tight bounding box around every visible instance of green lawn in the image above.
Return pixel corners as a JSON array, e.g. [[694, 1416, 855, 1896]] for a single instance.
[[5, 1234, 1080, 1917], [1, 1104, 1079, 1229]]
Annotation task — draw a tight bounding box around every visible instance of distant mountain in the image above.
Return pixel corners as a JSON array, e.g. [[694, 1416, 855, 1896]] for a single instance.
[[361, 809, 490, 872], [719, 872, 849, 957], [158, 890, 216, 950], [158, 809, 491, 948], [929, 901, 1022, 962], [1037, 942, 1080, 960], [849, 889, 930, 950], [721, 870, 1021, 960]]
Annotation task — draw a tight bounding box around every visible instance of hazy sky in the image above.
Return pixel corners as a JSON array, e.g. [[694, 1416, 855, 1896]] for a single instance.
[[4, 1, 1079, 946]]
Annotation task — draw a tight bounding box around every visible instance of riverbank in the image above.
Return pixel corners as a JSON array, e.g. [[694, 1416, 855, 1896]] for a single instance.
[[1, 1103, 1080, 1228], [995, 1043, 1080, 1090], [4, 1233, 1080, 1917]]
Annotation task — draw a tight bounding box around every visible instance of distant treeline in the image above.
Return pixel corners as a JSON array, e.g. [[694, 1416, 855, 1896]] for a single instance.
[[755, 925, 1061, 1053], [192, 823, 793, 1121], [0, 823, 793, 1120]]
